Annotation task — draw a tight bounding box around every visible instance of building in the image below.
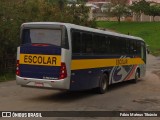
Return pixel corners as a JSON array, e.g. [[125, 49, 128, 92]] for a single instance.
[[87, 0, 160, 21], [88, 0, 109, 3], [131, 0, 160, 22], [130, 0, 160, 4], [67, 0, 77, 3]]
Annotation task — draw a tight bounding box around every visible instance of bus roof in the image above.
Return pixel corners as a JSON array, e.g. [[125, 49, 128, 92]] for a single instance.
[[22, 22, 144, 42]]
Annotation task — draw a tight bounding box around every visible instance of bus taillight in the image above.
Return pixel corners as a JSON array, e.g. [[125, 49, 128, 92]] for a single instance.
[[59, 62, 67, 79], [16, 60, 20, 76]]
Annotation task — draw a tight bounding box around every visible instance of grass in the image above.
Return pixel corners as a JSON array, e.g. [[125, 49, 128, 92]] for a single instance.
[[97, 21, 160, 56], [0, 72, 15, 82]]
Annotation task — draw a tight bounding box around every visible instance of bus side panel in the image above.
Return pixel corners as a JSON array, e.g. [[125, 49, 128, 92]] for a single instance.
[[109, 65, 136, 84], [70, 65, 140, 91], [70, 65, 138, 91], [69, 55, 146, 91], [70, 68, 102, 91]]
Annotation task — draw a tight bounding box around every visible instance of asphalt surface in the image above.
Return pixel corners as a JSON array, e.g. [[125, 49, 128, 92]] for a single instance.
[[0, 54, 160, 120]]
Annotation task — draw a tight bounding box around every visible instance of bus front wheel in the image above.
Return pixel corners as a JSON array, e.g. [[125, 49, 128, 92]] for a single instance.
[[133, 70, 139, 83], [97, 74, 109, 94]]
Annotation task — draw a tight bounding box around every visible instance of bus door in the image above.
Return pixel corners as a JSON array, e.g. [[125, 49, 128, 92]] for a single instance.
[[140, 42, 146, 76]]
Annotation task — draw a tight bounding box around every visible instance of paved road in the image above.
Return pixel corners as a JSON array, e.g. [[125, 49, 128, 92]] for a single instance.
[[0, 54, 160, 120]]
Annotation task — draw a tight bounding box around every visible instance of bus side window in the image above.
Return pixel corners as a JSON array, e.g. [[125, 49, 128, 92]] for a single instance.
[[111, 37, 118, 54], [93, 34, 99, 54], [105, 36, 109, 54], [114, 37, 119, 54], [22, 29, 31, 44], [109, 36, 115, 54], [81, 32, 93, 54], [126, 40, 130, 54], [98, 35, 106, 54], [129, 40, 134, 55], [62, 28, 69, 49], [72, 31, 81, 54], [136, 41, 141, 57], [133, 40, 137, 54], [93, 34, 106, 55], [119, 38, 126, 54]]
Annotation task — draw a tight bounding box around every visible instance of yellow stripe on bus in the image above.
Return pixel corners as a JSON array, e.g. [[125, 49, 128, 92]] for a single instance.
[[71, 58, 144, 70], [19, 54, 61, 66]]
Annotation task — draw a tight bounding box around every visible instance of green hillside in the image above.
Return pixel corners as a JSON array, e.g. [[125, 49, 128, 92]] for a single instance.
[[97, 21, 160, 56]]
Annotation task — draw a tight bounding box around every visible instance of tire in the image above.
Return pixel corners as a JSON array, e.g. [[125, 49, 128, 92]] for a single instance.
[[97, 74, 109, 94], [133, 70, 139, 83]]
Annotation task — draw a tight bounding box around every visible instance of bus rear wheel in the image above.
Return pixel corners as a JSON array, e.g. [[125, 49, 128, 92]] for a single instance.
[[97, 74, 109, 94]]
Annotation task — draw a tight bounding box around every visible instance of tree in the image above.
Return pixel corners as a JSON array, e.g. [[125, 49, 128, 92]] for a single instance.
[[0, 0, 96, 74], [67, 3, 92, 26], [58, 0, 66, 11], [110, 0, 130, 22], [111, 5, 129, 22], [111, 0, 128, 5], [0, 1, 20, 74], [130, 0, 149, 21], [145, 5, 160, 21]]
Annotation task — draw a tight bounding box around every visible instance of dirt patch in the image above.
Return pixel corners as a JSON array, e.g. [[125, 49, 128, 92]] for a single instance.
[[152, 71, 160, 79], [133, 98, 160, 104]]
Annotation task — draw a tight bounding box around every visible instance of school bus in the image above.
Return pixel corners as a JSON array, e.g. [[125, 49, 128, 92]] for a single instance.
[[16, 22, 146, 93]]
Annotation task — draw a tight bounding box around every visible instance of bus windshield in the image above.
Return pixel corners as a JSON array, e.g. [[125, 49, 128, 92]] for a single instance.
[[22, 29, 62, 46]]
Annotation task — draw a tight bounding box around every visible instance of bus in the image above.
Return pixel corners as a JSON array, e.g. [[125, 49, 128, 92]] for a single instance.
[[16, 22, 146, 94]]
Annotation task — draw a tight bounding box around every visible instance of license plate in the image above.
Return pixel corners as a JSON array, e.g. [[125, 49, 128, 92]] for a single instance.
[[35, 82, 44, 87]]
